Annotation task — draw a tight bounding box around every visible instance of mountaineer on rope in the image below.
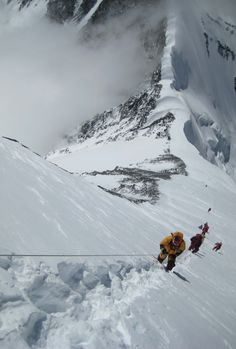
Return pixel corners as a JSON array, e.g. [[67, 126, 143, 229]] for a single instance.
[[198, 222, 209, 235], [189, 233, 205, 253], [156, 232, 186, 271], [213, 242, 222, 252]]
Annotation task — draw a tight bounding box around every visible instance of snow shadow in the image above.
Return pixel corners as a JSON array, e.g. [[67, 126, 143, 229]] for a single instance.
[[184, 116, 231, 166], [173, 271, 190, 282], [171, 49, 190, 91]]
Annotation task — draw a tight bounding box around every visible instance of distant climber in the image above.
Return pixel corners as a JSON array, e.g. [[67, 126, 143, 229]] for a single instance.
[[201, 222, 209, 235], [198, 222, 209, 235], [189, 233, 205, 253], [213, 242, 222, 252], [156, 232, 186, 271], [208, 208, 212, 213]]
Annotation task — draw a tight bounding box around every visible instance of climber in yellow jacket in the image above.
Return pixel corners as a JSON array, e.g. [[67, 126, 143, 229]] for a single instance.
[[157, 231, 186, 271]]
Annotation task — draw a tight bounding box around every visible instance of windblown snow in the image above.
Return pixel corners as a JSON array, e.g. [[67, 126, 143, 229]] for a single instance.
[[0, 0, 236, 349]]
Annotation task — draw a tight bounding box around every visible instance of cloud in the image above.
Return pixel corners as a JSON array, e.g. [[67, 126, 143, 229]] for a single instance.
[[0, 3, 165, 154]]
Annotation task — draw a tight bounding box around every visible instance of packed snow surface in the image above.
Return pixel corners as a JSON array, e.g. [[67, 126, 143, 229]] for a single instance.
[[1, 1, 236, 348], [1, 123, 236, 349]]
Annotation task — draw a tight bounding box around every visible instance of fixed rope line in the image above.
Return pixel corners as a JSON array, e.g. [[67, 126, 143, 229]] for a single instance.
[[0, 254, 156, 257]]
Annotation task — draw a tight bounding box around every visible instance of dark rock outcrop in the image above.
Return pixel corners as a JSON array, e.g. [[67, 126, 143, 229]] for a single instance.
[[85, 154, 187, 204], [65, 68, 164, 145], [89, 0, 158, 25], [47, 0, 77, 23]]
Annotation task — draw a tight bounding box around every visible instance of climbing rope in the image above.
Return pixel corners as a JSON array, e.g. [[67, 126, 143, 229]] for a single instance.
[[0, 253, 156, 257]]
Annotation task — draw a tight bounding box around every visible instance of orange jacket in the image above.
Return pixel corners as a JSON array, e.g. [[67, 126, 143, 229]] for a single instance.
[[160, 232, 186, 255]]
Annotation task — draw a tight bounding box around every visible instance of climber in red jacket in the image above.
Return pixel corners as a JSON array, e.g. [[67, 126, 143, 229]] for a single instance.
[[213, 242, 222, 252], [189, 233, 204, 253]]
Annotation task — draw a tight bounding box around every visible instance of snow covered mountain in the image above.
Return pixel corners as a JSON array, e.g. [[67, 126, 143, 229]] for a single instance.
[[1, 0, 236, 348], [47, 0, 236, 201]]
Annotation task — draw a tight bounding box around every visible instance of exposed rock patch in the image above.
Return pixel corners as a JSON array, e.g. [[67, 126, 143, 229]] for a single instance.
[[85, 154, 187, 204]]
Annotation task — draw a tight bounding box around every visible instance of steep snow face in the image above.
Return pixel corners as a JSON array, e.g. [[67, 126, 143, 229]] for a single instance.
[[1, 137, 236, 348], [0, 137, 164, 255], [170, 2, 236, 178]]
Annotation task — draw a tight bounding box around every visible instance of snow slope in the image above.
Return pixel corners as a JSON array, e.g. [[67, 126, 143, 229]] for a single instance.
[[1, 1, 236, 349], [1, 125, 236, 349], [0, 137, 162, 256]]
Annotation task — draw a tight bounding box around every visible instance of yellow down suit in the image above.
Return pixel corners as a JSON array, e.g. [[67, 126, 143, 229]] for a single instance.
[[158, 232, 186, 271]]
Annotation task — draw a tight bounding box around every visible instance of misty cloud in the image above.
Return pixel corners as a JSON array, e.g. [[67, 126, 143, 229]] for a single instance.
[[0, 4, 162, 154]]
